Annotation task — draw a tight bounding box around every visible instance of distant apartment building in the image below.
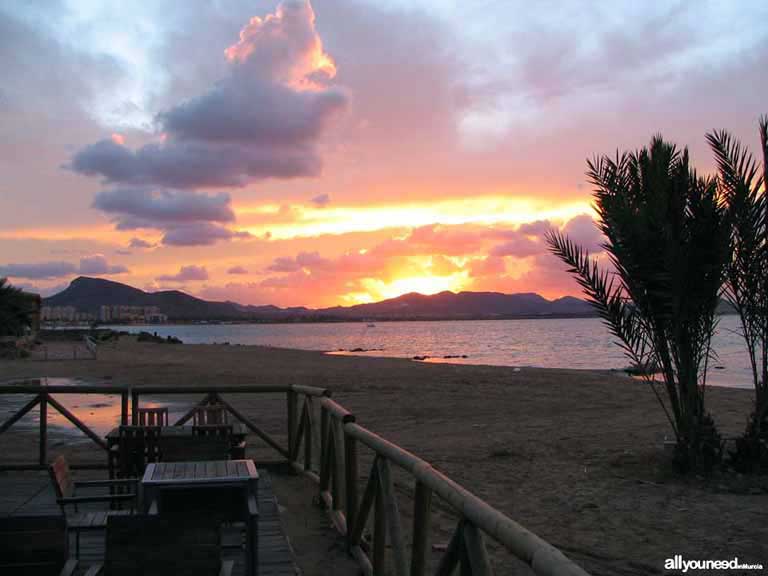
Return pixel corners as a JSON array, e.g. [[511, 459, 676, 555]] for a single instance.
[[99, 305, 167, 323], [41, 306, 97, 323], [41, 306, 77, 322], [42, 304, 167, 325]]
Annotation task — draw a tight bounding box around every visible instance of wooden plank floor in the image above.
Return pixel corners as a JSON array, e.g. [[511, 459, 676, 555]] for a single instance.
[[0, 468, 300, 575]]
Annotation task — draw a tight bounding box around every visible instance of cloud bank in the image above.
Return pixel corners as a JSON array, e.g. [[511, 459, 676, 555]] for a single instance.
[[71, 1, 346, 190], [0, 255, 129, 279]]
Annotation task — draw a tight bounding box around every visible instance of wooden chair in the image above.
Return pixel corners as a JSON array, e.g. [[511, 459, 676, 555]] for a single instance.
[[116, 426, 161, 477], [48, 456, 137, 558], [193, 424, 233, 438], [84, 515, 233, 576], [136, 407, 168, 427], [158, 435, 231, 462], [0, 515, 78, 576], [193, 404, 229, 426], [158, 488, 258, 574]]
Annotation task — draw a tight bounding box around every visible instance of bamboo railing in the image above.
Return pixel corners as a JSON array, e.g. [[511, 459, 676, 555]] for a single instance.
[[0, 383, 590, 575]]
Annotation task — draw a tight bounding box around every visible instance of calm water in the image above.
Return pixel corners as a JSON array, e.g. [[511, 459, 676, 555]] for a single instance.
[[109, 315, 753, 389]]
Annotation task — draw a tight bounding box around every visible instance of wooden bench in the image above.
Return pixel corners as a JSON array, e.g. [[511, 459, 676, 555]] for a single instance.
[[84, 515, 233, 576], [0, 515, 78, 576], [48, 456, 138, 558]]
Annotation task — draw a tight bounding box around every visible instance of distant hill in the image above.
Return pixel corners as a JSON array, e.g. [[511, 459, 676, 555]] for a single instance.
[[325, 291, 595, 319], [44, 277, 245, 320], [43, 277, 598, 322]]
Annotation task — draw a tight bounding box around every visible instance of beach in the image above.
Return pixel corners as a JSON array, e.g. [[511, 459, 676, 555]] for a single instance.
[[1, 337, 766, 575]]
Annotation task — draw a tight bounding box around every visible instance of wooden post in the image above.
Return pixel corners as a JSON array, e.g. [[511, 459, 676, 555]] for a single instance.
[[131, 390, 139, 425], [378, 459, 407, 576], [373, 476, 387, 576], [121, 391, 129, 426], [320, 404, 329, 482], [345, 430, 359, 549], [333, 419, 344, 510], [462, 523, 492, 576], [287, 390, 297, 461], [435, 521, 463, 576], [410, 481, 432, 576], [39, 393, 47, 466], [304, 403, 313, 471]]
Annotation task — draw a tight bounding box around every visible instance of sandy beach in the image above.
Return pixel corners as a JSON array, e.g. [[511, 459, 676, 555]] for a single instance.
[[1, 337, 766, 575]]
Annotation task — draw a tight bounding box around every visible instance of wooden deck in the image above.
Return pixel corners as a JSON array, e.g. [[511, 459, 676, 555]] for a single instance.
[[0, 468, 300, 576]]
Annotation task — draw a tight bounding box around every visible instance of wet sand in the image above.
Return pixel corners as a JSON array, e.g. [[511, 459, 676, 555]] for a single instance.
[[1, 337, 766, 575]]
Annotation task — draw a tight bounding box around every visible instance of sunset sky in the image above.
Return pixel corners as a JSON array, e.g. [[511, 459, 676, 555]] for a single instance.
[[1, 0, 767, 307]]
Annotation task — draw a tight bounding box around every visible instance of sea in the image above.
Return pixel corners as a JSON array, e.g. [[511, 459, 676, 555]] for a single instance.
[[107, 314, 754, 390], [2, 315, 753, 443]]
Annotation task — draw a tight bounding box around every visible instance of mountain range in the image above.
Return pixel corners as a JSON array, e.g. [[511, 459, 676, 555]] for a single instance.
[[43, 276, 597, 322]]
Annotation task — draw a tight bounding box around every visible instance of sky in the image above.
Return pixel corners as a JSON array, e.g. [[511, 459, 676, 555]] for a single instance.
[[1, 0, 767, 308]]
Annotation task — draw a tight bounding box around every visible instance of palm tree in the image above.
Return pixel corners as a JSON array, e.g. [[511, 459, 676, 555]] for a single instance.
[[547, 137, 729, 473], [0, 278, 35, 337], [707, 117, 768, 472]]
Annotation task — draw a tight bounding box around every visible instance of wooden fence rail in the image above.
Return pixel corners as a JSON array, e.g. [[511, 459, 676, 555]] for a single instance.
[[0, 382, 590, 575], [288, 390, 591, 576]]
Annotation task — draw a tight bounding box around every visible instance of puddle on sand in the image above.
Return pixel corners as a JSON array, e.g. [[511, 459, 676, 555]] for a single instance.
[[0, 377, 189, 443]]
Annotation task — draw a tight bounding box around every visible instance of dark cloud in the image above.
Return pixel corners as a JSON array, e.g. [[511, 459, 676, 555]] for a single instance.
[[78, 254, 129, 275], [70, 1, 346, 190], [91, 187, 250, 246], [0, 261, 77, 279], [159, 80, 345, 147], [311, 193, 330, 207], [0, 254, 128, 279], [129, 237, 155, 249], [93, 187, 234, 225], [72, 139, 323, 189], [161, 223, 252, 247], [227, 266, 249, 275], [156, 265, 209, 282]]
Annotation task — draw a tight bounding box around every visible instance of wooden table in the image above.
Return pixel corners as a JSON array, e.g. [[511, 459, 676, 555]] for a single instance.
[[142, 460, 259, 575]]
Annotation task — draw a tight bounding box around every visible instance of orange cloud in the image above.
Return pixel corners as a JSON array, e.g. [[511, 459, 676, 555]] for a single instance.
[[194, 214, 604, 307], [224, 1, 337, 90]]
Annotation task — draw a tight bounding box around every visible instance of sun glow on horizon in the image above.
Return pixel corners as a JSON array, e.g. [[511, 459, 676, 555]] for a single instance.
[[238, 196, 593, 240], [343, 271, 469, 304]]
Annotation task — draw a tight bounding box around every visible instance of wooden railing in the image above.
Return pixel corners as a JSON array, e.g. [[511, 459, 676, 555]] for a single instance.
[[0, 383, 590, 575], [287, 388, 590, 576], [0, 384, 129, 469]]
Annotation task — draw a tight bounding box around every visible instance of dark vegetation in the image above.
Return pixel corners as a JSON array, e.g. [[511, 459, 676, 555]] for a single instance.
[[550, 118, 768, 476]]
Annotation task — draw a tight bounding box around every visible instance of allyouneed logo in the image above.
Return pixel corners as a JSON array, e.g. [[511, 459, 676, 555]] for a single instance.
[[665, 555, 764, 572]]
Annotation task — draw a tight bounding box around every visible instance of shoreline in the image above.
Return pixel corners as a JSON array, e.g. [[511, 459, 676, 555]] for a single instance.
[[1, 337, 765, 574]]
